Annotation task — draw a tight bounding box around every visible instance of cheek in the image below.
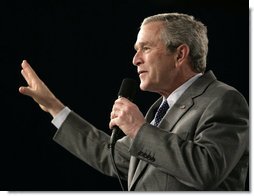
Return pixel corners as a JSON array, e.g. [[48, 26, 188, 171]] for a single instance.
[[151, 60, 167, 79], [140, 54, 171, 90], [139, 67, 158, 91]]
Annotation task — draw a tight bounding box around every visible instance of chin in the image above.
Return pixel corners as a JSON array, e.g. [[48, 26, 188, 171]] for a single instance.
[[140, 81, 149, 91]]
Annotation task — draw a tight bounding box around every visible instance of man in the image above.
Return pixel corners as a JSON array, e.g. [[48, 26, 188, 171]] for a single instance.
[[19, 13, 249, 191]]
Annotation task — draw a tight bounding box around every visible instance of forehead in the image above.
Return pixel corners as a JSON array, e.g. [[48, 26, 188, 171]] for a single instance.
[[134, 22, 164, 48]]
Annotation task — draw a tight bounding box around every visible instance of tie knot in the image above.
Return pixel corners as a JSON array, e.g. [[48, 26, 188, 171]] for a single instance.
[[154, 100, 169, 126]]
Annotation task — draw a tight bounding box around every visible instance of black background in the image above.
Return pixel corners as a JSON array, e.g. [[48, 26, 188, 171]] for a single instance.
[[1, 0, 249, 191]]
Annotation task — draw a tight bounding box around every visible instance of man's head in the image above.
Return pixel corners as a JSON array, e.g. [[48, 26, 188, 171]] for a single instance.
[[133, 13, 208, 97], [142, 13, 208, 73]]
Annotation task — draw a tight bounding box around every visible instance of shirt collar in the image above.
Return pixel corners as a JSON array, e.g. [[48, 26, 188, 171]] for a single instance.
[[163, 73, 203, 108]]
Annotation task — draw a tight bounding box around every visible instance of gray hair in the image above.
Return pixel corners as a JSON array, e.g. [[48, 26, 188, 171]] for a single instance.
[[142, 13, 208, 73]]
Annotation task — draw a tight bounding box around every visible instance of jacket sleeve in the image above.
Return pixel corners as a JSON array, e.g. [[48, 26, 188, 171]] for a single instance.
[[53, 111, 131, 180], [129, 89, 249, 190]]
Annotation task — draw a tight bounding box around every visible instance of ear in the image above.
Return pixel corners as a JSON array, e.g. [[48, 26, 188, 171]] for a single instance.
[[174, 44, 190, 67]]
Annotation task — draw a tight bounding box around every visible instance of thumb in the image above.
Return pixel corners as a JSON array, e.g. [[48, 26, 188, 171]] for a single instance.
[[19, 86, 35, 97]]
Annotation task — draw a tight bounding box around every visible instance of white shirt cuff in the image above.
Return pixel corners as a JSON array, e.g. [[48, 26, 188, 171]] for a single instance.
[[51, 106, 71, 129]]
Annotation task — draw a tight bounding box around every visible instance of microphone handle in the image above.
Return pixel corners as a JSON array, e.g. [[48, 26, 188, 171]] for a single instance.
[[109, 126, 122, 147]]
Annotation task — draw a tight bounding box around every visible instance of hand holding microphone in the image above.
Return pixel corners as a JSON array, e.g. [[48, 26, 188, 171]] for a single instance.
[[109, 79, 146, 144]]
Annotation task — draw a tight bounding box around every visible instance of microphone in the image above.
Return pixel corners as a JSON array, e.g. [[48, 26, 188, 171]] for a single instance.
[[108, 78, 138, 191], [109, 78, 139, 147]]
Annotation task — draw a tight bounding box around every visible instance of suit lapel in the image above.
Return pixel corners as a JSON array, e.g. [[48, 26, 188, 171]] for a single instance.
[[128, 158, 148, 190], [128, 71, 217, 190], [128, 156, 139, 189], [160, 71, 216, 130]]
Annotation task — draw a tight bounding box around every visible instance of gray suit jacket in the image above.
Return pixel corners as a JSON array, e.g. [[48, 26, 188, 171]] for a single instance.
[[53, 71, 249, 191]]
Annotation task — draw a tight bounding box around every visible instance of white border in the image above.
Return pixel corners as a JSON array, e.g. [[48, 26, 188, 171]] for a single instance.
[[0, 1, 252, 196], [250, 0, 253, 193]]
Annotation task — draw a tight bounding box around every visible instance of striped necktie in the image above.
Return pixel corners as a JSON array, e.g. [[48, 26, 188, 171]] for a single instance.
[[154, 100, 169, 126]]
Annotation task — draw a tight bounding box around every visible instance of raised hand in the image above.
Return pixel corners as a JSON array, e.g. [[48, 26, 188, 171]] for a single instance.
[[19, 60, 65, 117]]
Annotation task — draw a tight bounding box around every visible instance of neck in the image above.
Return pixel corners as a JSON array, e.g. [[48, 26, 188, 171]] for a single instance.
[[161, 71, 199, 98]]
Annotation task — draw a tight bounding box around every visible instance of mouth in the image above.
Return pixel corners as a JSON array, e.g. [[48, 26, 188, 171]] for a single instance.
[[138, 70, 147, 76]]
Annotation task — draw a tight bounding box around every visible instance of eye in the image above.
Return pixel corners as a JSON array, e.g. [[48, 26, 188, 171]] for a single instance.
[[142, 46, 150, 52]]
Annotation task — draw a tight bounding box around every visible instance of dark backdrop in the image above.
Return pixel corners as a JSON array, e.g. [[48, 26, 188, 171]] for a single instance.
[[0, 0, 249, 191]]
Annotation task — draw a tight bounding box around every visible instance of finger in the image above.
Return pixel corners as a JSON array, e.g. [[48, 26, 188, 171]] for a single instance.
[[112, 101, 124, 112], [109, 118, 117, 130], [21, 69, 31, 86], [111, 110, 119, 119], [110, 111, 115, 119], [21, 60, 40, 81], [114, 97, 126, 105], [117, 97, 129, 103]]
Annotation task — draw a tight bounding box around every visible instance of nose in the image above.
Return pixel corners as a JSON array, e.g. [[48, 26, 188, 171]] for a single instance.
[[132, 50, 143, 67]]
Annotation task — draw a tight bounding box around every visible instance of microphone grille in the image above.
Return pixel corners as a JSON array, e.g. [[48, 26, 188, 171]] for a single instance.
[[118, 78, 139, 101]]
